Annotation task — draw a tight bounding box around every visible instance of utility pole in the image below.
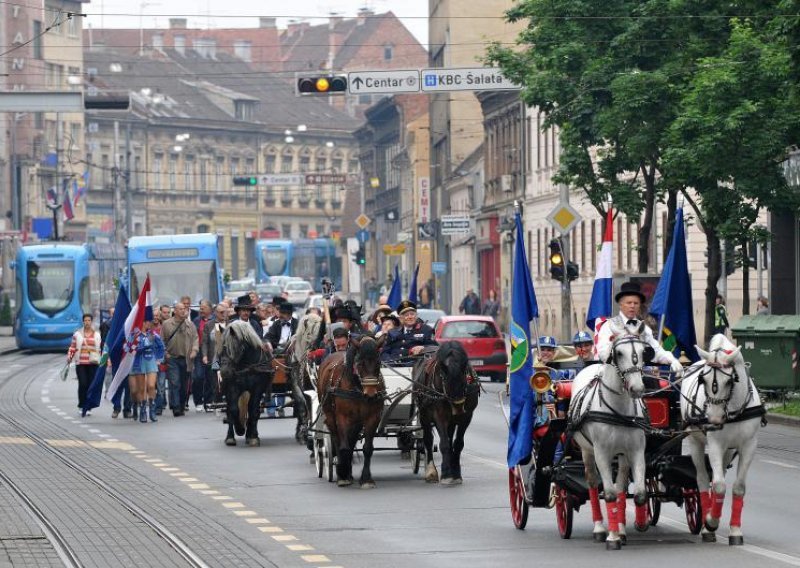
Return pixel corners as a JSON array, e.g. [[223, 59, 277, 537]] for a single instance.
[[124, 122, 133, 240], [113, 121, 121, 244], [358, 173, 365, 306], [559, 183, 572, 342], [54, 114, 63, 241]]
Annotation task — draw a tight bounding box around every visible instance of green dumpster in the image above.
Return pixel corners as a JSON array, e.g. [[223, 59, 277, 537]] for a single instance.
[[731, 315, 800, 391]]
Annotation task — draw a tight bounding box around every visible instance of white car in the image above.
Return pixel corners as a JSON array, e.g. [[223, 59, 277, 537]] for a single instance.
[[282, 280, 314, 305]]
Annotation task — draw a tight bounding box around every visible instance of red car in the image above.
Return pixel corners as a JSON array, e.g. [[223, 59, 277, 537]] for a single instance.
[[435, 316, 507, 382]]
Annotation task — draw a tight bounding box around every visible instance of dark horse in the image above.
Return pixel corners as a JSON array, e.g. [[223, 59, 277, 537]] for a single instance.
[[413, 341, 480, 485], [317, 336, 384, 488], [219, 320, 274, 447]]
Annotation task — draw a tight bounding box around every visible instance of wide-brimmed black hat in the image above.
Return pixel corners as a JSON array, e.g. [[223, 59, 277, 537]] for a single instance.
[[615, 281, 646, 303], [235, 295, 256, 311], [397, 300, 418, 315], [331, 305, 359, 322], [270, 296, 286, 306], [278, 303, 293, 315]]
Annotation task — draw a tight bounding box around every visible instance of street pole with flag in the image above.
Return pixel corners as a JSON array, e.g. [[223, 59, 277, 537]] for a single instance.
[[105, 274, 153, 401], [507, 205, 540, 469], [649, 208, 699, 362], [586, 207, 614, 334], [386, 263, 402, 309], [408, 262, 420, 304]]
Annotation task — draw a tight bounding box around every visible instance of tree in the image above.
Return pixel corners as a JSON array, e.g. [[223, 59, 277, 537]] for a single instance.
[[0, 294, 11, 327], [664, 19, 800, 340]]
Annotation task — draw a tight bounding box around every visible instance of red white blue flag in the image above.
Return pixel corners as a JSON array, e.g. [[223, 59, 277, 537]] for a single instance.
[[105, 275, 153, 401], [586, 208, 614, 332], [62, 182, 75, 221]]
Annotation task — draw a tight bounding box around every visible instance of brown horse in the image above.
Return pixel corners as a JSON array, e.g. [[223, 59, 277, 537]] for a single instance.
[[317, 336, 384, 488], [413, 341, 480, 485]]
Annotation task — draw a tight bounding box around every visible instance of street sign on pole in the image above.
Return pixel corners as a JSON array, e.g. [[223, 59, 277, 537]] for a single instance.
[[440, 215, 472, 235], [420, 67, 520, 93], [432, 261, 447, 274], [356, 229, 370, 243], [347, 70, 420, 95], [258, 174, 304, 186], [383, 244, 406, 255], [546, 203, 582, 235], [304, 173, 348, 185], [355, 214, 372, 230]]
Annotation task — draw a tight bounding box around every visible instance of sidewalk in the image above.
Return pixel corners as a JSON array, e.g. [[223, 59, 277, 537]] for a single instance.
[[0, 326, 16, 354]]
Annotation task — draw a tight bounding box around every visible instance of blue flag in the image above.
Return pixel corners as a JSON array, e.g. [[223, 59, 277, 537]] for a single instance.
[[82, 284, 131, 416], [507, 213, 539, 468], [386, 263, 401, 309], [649, 208, 699, 362], [408, 263, 420, 304]]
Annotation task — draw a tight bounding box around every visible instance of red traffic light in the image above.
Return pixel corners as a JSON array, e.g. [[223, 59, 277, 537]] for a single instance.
[[297, 75, 348, 96]]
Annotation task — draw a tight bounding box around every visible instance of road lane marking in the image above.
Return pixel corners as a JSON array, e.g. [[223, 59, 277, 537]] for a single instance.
[[161, 467, 180, 472], [287, 545, 314, 551], [144, 458, 161, 463], [129, 450, 145, 454], [200, 490, 219, 495], [188, 483, 210, 489], [762, 459, 800, 470], [301, 555, 330, 563], [179, 477, 199, 482], [260, 527, 284, 534], [222, 502, 244, 509], [41, 397, 50, 403], [0, 437, 35, 445], [169, 472, 188, 476], [46, 440, 87, 448], [272, 535, 296, 542], [89, 441, 135, 450], [88, 429, 101, 433], [212, 495, 232, 500], [234, 511, 257, 517], [246, 518, 270, 524]]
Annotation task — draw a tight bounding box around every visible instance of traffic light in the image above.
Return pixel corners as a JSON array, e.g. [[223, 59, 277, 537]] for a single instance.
[[549, 238, 564, 281], [724, 240, 736, 276], [353, 244, 366, 266], [296, 74, 348, 96], [233, 176, 258, 187]]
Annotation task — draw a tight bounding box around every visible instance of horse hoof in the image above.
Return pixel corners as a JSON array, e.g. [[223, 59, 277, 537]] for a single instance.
[[619, 534, 627, 545], [451, 477, 463, 485], [705, 517, 720, 532], [729, 535, 744, 546], [635, 521, 649, 533], [593, 531, 608, 543], [337, 479, 353, 488], [606, 539, 622, 551], [701, 532, 717, 543], [425, 476, 439, 484], [360, 481, 376, 490], [440, 477, 456, 486], [246, 437, 260, 447], [225, 438, 236, 446]]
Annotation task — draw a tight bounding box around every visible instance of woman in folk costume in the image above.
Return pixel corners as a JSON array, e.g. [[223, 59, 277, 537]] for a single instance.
[[129, 319, 166, 423], [67, 313, 102, 414]]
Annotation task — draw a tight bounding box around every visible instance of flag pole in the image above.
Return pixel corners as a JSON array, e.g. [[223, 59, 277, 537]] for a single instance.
[[514, 200, 541, 364], [607, 196, 614, 325]]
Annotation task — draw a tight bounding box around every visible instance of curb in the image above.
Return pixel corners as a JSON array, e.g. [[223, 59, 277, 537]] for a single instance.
[[767, 412, 800, 428]]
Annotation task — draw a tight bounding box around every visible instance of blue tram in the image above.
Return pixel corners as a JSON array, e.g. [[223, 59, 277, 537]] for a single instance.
[[13, 243, 125, 350], [127, 233, 224, 308], [255, 238, 340, 291]]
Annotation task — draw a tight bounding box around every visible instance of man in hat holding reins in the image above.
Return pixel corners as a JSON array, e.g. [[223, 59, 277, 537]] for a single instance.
[[381, 300, 438, 362], [595, 281, 684, 377]]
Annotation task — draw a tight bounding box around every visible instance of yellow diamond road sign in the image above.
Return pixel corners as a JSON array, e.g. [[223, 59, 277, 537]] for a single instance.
[[547, 203, 582, 235], [355, 214, 371, 230]]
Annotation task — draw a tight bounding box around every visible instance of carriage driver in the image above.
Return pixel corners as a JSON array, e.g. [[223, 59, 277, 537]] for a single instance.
[[595, 281, 684, 377], [380, 300, 438, 362]]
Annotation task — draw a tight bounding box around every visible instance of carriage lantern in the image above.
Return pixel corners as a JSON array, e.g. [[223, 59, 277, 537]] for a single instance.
[[530, 368, 553, 394]]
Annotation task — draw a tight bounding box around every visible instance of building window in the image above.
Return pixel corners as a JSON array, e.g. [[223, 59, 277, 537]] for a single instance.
[[299, 224, 308, 238], [300, 155, 310, 172], [33, 21, 43, 59], [169, 155, 177, 190], [233, 40, 252, 62], [230, 158, 239, 176], [67, 67, 80, 90], [67, 14, 78, 37], [215, 158, 224, 189], [245, 158, 254, 174], [153, 154, 163, 189], [349, 159, 358, 173], [184, 156, 194, 191], [316, 224, 325, 237], [234, 100, 255, 121], [174, 35, 186, 55], [200, 159, 208, 191], [383, 44, 393, 60], [101, 154, 109, 186], [266, 154, 276, 173], [282, 224, 291, 238], [152, 34, 163, 50], [45, 63, 63, 88], [281, 152, 293, 173]]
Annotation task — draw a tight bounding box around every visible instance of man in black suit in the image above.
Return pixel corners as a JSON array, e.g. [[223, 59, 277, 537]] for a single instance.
[[266, 302, 298, 353]]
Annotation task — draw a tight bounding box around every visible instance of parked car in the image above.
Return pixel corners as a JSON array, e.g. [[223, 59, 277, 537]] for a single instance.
[[417, 308, 446, 328], [282, 280, 314, 306], [434, 315, 507, 382], [224, 279, 254, 303], [268, 275, 302, 289], [255, 283, 282, 304]]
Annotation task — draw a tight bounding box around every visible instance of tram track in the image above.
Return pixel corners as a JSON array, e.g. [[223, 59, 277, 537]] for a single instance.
[[0, 352, 211, 568]]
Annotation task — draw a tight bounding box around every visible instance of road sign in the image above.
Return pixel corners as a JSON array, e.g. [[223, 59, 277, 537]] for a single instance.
[[547, 203, 582, 235], [440, 215, 472, 235], [383, 244, 406, 255], [304, 173, 347, 185], [420, 67, 520, 93], [348, 70, 420, 95], [355, 214, 372, 230], [259, 174, 303, 186], [356, 229, 370, 243], [432, 261, 447, 274]]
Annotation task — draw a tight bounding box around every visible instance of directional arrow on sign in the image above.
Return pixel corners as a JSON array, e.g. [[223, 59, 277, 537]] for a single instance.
[[347, 70, 420, 95]]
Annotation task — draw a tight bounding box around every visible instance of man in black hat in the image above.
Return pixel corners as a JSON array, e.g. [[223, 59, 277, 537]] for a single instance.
[[596, 281, 683, 376], [380, 300, 437, 362], [235, 294, 264, 338], [265, 302, 298, 352]]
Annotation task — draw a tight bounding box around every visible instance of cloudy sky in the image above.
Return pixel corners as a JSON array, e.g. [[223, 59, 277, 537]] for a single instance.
[[84, 0, 430, 47]]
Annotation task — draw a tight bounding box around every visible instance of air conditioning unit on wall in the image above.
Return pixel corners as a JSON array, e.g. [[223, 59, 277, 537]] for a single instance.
[[501, 174, 513, 193]]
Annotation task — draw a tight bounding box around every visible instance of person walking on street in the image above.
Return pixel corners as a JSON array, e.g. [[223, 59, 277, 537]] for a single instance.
[[161, 301, 199, 417], [756, 296, 770, 315], [482, 289, 500, 319], [713, 294, 730, 335], [128, 320, 165, 423], [191, 300, 214, 412], [67, 313, 101, 414], [459, 289, 481, 315], [202, 303, 229, 409]]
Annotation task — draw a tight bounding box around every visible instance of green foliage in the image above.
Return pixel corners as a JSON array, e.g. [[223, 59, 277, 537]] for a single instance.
[[0, 294, 11, 326], [769, 400, 800, 417]]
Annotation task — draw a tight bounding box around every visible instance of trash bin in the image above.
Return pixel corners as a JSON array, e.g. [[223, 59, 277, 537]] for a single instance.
[[731, 315, 800, 390]]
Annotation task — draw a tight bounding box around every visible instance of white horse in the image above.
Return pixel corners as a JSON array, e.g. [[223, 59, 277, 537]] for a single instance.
[[680, 334, 764, 545], [568, 321, 650, 550]]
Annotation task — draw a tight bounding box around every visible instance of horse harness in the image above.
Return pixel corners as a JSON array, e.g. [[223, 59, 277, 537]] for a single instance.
[[412, 356, 480, 408], [325, 355, 386, 402]]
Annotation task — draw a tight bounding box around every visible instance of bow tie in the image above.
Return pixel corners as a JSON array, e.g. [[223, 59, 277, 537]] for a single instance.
[[281, 321, 291, 327], [626, 319, 638, 326]]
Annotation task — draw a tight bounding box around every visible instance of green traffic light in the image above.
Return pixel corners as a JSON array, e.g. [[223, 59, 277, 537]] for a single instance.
[[248, 177, 257, 186]]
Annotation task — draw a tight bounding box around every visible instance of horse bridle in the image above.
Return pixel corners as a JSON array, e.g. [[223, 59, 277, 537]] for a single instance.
[[351, 342, 381, 390], [608, 335, 648, 393], [699, 348, 740, 407]]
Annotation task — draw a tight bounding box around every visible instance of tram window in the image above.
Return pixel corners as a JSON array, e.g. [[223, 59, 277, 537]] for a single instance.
[[261, 249, 288, 277], [27, 261, 74, 316]]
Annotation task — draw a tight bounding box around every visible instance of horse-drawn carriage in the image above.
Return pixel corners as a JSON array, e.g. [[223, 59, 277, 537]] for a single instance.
[[508, 331, 765, 549]]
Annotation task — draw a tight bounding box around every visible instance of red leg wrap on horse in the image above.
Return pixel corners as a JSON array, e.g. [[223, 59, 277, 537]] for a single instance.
[[589, 487, 603, 523], [711, 491, 725, 520], [605, 501, 619, 533], [700, 490, 712, 519], [635, 503, 647, 527], [730, 495, 744, 527], [617, 494, 627, 525]]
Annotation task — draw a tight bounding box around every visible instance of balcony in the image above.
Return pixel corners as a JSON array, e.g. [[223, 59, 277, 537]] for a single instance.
[[280, 194, 293, 207]]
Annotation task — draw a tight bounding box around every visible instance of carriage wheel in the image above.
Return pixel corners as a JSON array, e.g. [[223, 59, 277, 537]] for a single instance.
[[508, 467, 529, 530], [647, 477, 661, 526], [314, 439, 324, 478], [322, 433, 335, 483], [555, 487, 573, 539], [411, 439, 423, 475], [683, 489, 703, 535]]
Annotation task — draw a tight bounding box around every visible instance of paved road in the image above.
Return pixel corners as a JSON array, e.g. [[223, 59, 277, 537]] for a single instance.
[[1, 351, 800, 567]]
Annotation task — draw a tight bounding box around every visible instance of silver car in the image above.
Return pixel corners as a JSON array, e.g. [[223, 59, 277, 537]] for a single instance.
[[282, 280, 314, 305]]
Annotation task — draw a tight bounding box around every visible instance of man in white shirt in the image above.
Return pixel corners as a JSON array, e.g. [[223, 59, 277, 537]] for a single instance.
[[596, 282, 683, 377]]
